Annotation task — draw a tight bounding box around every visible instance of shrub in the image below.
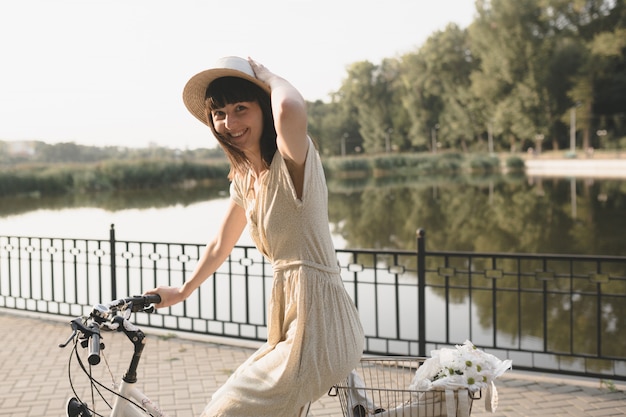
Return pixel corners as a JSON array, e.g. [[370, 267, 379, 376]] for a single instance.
[[324, 156, 371, 174], [466, 154, 500, 173], [505, 156, 525, 170]]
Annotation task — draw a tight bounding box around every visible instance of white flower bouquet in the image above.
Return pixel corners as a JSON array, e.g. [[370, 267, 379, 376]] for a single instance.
[[410, 340, 512, 392], [409, 340, 512, 414]]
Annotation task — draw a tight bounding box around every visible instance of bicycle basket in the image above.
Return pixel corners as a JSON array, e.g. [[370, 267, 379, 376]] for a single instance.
[[333, 357, 477, 417]]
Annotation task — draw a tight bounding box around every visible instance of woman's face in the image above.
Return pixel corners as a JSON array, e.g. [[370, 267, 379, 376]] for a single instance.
[[211, 100, 264, 154]]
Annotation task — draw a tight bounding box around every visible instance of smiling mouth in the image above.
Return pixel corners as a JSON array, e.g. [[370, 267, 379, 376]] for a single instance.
[[229, 129, 247, 139]]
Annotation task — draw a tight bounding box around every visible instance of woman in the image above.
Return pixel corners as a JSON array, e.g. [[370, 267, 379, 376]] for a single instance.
[[146, 56, 364, 417]]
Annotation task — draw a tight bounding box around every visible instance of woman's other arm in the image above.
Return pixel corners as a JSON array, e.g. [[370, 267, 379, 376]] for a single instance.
[[145, 200, 247, 308], [248, 58, 309, 194]]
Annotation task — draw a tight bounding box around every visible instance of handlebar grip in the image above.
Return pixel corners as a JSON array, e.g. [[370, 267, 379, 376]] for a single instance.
[[127, 294, 162, 312], [88, 332, 101, 365], [144, 294, 161, 305]]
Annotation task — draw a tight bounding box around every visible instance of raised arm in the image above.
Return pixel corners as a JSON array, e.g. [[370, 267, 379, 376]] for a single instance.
[[248, 58, 308, 166], [145, 200, 247, 308]]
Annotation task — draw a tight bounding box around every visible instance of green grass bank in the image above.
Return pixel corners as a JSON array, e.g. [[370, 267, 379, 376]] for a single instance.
[[0, 153, 524, 198]]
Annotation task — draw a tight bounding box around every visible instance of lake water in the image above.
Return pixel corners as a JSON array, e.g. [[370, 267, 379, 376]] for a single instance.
[[1, 174, 625, 255], [1, 198, 253, 245]]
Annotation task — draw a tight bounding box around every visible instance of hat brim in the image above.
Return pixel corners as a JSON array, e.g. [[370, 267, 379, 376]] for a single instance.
[[182, 58, 271, 126]]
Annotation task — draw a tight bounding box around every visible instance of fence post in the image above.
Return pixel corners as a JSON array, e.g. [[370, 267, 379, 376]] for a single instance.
[[109, 224, 117, 300], [417, 228, 426, 356]]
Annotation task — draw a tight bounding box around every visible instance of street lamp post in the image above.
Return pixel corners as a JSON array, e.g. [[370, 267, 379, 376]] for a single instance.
[[431, 124, 439, 154], [596, 129, 607, 146], [535, 134, 544, 155], [385, 128, 393, 153], [569, 102, 582, 155], [570, 108, 576, 154]]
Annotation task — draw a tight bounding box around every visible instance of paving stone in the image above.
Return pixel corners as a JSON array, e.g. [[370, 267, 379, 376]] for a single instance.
[[1, 310, 625, 417]]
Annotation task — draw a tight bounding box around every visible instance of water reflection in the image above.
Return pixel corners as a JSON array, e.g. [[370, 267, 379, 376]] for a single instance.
[[328, 175, 626, 256], [0, 181, 231, 217], [1, 175, 624, 255], [2, 175, 625, 255]]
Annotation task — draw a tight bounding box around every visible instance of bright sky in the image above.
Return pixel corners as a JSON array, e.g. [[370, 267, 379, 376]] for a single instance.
[[0, 0, 476, 150]]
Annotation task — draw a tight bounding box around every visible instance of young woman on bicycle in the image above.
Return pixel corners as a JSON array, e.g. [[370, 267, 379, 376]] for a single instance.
[[146, 56, 364, 417]]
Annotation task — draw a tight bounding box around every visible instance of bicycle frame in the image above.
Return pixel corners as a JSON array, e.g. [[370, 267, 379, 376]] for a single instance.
[[66, 351, 171, 417], [109, 380, 170, 417]]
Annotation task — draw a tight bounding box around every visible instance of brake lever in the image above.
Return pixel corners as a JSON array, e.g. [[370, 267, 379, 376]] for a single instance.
[[59, 317, 100, 348], [59, 328, 78, 348]]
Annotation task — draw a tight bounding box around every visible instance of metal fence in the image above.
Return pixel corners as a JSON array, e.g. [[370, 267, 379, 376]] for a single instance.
[[1, 226, 624, 381]]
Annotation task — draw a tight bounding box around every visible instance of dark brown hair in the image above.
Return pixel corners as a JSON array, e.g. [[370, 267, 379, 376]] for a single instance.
[[205, 77, 277, 179]]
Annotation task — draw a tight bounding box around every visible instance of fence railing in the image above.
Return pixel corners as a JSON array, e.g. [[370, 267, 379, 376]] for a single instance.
[[1, 226, 625, 381]]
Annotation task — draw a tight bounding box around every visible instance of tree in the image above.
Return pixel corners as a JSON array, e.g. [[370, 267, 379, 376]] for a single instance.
[[334, 59, 406, 154], [307, 99, 344, 156], [469, 0, 564, 152], [427, 25, 479, 151], [542, 0, 623, 151], [398, 51, 442, 151]]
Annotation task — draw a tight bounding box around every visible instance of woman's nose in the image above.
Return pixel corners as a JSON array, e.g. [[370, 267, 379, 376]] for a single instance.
[[224, 113, 237, 130]]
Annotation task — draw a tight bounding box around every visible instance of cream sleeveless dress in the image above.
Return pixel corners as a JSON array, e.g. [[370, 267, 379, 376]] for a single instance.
[[201, 138, 364, 417]]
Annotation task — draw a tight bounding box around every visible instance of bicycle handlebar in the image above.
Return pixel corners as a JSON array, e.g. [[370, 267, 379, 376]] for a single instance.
[[59, 294, 162, 364], [105, 294, 162, 314]]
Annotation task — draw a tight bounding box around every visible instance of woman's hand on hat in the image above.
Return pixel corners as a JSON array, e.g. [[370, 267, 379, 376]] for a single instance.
[[248, 57, 279, 88]]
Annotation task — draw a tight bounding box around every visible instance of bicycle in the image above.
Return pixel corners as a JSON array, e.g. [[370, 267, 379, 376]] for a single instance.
[[59, 294, 168, 417], [59, 294, 318, 417]]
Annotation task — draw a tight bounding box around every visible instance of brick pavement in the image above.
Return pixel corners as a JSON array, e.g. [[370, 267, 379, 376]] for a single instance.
[[1, 310, 625, 416]]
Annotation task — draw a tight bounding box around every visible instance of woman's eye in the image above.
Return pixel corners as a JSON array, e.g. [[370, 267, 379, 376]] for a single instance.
[[212, 111, 225, 120]]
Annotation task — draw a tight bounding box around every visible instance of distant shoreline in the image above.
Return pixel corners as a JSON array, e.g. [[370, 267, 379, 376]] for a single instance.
[[522, 158, 626, 179]]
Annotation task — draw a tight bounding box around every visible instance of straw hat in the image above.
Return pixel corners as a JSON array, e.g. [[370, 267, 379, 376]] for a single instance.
[[182, 56, 271, 126]]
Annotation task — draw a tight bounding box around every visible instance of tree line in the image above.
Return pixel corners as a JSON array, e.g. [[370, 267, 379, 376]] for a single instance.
[[0, 140, 225, 165], [307, 0, 625, 157]]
